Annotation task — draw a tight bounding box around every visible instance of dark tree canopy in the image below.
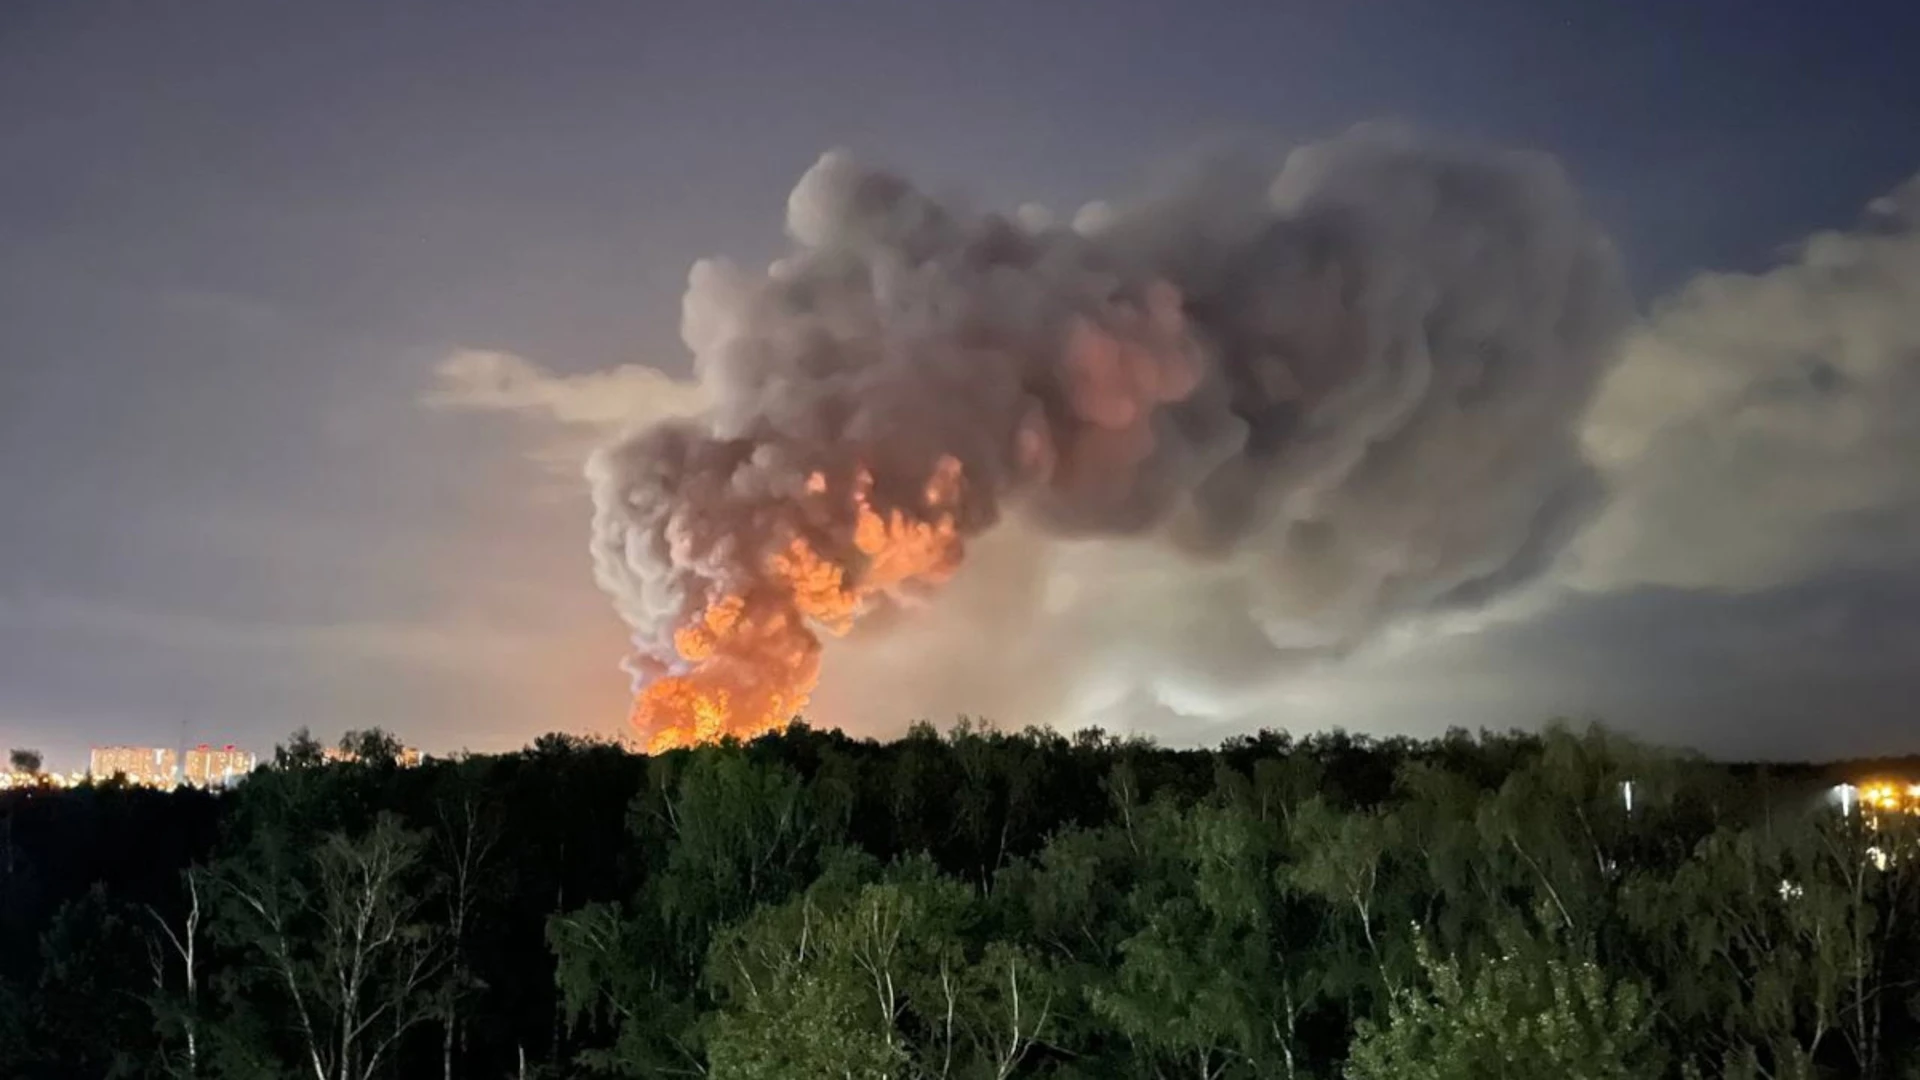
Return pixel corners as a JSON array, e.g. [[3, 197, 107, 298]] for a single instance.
[[0, 719, 1911, 1079], [274, 726, 326, 769], [338, 727, 405, 765]]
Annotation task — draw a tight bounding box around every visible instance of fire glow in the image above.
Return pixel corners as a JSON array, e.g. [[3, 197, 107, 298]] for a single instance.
[[630, 456, 966, 752]]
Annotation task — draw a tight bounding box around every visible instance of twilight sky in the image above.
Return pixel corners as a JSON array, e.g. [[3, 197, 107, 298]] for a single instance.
[[4, 0, 1919, 768]]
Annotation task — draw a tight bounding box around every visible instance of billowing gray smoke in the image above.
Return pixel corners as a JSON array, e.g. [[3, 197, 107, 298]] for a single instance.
[[587, 125, 1628, 749]]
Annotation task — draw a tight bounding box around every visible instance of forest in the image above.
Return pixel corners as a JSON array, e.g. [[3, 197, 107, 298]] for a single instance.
[[1, 720, 1916, 1079]]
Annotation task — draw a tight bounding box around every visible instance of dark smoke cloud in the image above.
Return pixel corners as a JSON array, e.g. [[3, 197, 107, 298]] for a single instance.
[[586, 125, 1628, 735]]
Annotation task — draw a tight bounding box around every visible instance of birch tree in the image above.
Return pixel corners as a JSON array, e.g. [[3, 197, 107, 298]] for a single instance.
[[213, 813, 448, 1080]]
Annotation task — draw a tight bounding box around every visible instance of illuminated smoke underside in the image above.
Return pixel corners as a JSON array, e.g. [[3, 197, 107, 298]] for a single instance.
[[586, 125, 1628, 752]]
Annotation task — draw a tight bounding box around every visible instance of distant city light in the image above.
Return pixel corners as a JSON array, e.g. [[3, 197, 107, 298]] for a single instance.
[[1834, 783, 1858, 817], [183, 745, 257, 788], [2, 738, 427, 794], [1, 765, 90, 791], [1856, 781, 1920, 816], [73, 744, 259, 789], [89, 746, 178, 786]]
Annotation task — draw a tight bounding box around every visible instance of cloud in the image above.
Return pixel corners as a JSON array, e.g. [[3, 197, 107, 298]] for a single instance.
[[1574, 173, 1920, 593], [425, 348, 707, 467]]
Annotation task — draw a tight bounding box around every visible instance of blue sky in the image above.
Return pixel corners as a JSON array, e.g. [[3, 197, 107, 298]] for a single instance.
[[4, 0, 1919, 767]]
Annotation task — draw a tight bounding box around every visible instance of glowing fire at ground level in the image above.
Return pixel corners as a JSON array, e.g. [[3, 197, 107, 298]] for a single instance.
[[628, 456, 966, 753], [629, 678, 763, 754]]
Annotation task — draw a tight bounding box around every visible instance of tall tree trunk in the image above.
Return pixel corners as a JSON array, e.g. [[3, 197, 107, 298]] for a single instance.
[[148, 868, 203, 1077], [442, 1013, 455, 1080]]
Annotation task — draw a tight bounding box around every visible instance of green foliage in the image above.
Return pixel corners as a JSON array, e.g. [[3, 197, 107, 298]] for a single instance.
[[1286, 797, 1404, 988], [1345, 933, 1661, 1080], [5, 720, 1920, 1078], [650, 744, 826, 942], [1090, 800, 1324, 1077], [706, 857, 1055, 1079], [1624, 808, 1920, 1077]]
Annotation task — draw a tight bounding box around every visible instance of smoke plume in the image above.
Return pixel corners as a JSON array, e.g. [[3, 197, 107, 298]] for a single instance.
[[586, 125, 1629, 750]]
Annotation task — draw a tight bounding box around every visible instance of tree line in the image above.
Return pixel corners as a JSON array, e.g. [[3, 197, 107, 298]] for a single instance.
[[0, 720, 1916, 1079]]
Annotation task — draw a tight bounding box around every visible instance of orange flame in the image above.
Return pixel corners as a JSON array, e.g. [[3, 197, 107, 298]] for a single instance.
[[629, 454, 968, 752]]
